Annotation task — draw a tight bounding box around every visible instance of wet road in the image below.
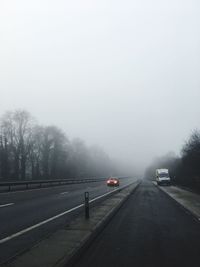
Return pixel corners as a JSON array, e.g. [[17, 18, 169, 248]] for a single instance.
[[74, 181, 200, 267]]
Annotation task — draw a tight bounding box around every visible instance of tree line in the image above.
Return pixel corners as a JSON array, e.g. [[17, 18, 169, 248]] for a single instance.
[[0, 110, 115, 181], [145, 130, 200, 191]]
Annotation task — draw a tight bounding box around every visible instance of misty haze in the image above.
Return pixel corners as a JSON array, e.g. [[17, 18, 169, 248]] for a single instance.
[[0, 1, 200, 267]]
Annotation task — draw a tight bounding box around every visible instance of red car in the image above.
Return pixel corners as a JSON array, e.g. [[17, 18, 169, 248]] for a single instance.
[[107, 177, 120, 186]]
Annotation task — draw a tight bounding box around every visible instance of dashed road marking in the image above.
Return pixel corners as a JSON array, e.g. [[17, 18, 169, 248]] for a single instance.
[[0, 203, 14, 208], [60, 192, 69, 195]]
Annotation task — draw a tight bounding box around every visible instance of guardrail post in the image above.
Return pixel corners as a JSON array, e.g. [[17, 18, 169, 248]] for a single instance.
[[85, 192, 90, 219]]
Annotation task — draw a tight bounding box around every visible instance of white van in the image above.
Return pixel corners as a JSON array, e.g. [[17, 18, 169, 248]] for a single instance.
[[156, 169, 171, 185]]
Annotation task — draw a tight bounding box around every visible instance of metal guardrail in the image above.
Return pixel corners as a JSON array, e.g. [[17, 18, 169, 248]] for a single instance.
[[0, 176, 131, 193], [0, 178, 107, 192]]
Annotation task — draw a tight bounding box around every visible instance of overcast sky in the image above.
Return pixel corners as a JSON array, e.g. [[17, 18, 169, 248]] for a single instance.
[[0, 0, 200, 171]]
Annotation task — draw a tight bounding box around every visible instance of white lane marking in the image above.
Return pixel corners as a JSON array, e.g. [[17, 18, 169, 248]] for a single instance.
[[0, 204, 84, 244], [0, 181, 135, 244], [0, 203, 14, 208], [60, 192, 69, 195]]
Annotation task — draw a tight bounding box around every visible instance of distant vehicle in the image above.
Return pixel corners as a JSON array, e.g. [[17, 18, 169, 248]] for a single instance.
[[107, 177, 120, 187], [156, 169, 171, 185]]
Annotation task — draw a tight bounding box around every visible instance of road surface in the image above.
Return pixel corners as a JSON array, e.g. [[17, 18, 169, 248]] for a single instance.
[[74, 181, 200, 267], [0, 177, 134, 265]]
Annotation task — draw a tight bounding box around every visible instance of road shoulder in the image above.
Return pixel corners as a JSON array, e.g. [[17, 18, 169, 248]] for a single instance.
[[153, 182, 200, 220]]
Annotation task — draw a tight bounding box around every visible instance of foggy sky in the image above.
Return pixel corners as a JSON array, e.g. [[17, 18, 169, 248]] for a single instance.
[[0, 0, 200, 171]]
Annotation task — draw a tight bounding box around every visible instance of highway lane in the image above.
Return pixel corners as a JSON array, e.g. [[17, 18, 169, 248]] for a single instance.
[[0, 180, 108, 204], [0, 181, 116, 239], [0, 177, 134, 264], [74, 180, 200, 267]]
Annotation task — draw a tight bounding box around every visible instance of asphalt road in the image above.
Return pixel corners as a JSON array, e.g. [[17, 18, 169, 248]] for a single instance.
[[74, 180, 200, 267], [0, 177, 134, 265]]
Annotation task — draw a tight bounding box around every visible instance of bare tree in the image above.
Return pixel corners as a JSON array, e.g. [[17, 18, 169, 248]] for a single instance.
[[41, 126, 69, 179], [28, 126, 44, 179], [0, 109, 117, 181], [0, 111, 19, 179], [181, 130, 200, 187], [0, 110, 35, 180]]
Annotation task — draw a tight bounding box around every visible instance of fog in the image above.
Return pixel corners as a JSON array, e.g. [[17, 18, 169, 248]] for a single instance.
[[0, 0, 200, 174]]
